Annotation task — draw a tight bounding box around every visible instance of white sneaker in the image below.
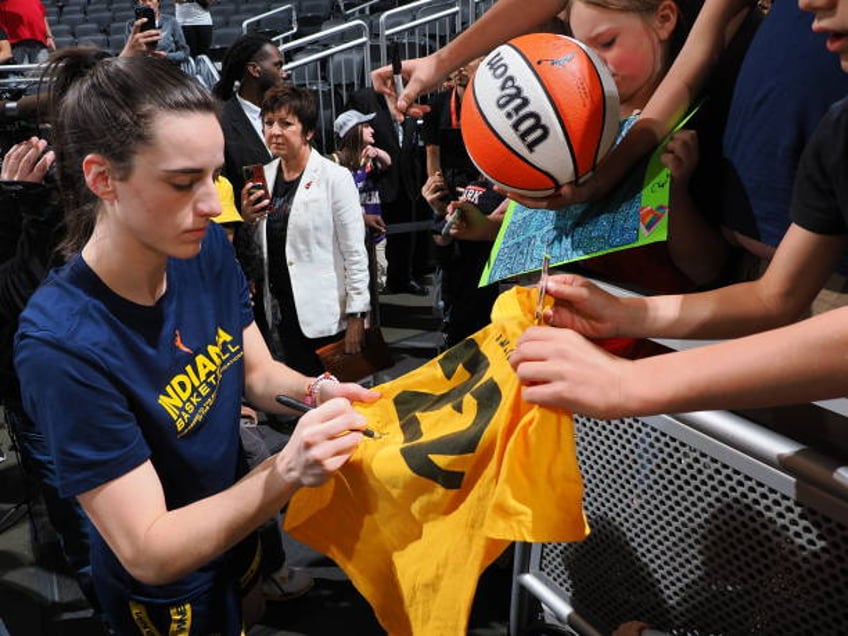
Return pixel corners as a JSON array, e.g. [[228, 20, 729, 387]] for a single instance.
[[261, 565, 314, 601]]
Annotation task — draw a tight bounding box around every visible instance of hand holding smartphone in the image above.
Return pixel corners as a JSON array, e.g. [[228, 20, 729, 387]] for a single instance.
[[242, 164, 270, 199], [133, 5, 157, 50], [241, 164, 271, 221]]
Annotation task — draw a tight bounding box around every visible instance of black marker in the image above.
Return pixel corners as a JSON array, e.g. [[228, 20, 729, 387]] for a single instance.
[[390, 42, 405, 102], [275, 394, 381, 439]]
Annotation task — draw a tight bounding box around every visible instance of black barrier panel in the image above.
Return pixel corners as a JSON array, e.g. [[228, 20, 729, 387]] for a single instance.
[[515, 413, 848, 635]]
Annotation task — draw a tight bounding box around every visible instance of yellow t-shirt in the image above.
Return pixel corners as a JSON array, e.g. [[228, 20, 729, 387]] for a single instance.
[[285, 286, 589, 636]]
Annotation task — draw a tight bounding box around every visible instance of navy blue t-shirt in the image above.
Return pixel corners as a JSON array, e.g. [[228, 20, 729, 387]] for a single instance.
[[721, 0, 848, 245], [14, 224, 254, 611]]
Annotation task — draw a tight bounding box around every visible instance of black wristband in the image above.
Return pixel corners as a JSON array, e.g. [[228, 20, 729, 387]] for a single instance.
[[346, 312, 367, 319]]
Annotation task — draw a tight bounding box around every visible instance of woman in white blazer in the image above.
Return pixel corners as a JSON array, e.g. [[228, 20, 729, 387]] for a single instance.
[[241, 84, 370, 375]]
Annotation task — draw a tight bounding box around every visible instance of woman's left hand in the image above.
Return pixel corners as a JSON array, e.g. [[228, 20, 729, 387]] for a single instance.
[[344, 316, 365, 354], [511, 325, 631, 420]]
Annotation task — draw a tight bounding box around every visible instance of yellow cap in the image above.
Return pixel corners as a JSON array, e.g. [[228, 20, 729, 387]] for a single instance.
[[213, 175, 243, 225]]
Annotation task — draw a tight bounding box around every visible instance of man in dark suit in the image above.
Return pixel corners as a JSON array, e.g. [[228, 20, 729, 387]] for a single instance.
[[212, 34, 287, 342], [213, 33, 287, 211], [346, 87, 430, 295]]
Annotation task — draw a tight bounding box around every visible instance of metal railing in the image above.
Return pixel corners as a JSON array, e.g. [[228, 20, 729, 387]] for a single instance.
[[242, 3, 299, 41], [509, 278, 848, 635], [280, 20, 372, 153], [376, 0, 462, 69]]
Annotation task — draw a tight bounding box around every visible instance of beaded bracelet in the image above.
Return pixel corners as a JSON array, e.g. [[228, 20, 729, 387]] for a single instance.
[[304, 372, 339, 407]]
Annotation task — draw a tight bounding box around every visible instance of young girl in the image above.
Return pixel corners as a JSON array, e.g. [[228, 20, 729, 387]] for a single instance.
[[332, 109, 391, 295], [14, 50, 377, 634], [561, 0, 730, 293], [451, 0, 730, 294], [373, 0, 751, 215]]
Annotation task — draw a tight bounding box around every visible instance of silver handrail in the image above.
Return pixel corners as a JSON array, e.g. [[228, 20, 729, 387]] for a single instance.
[[241, 4, 298, 41]]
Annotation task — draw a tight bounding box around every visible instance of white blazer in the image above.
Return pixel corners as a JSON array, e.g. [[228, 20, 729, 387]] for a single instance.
[[253, 149, 370, 338]]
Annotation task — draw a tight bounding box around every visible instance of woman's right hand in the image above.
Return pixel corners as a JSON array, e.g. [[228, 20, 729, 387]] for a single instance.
[[277, 397, 368, 488], [240, 181, 270, 224], [541, 274, 627, 339]]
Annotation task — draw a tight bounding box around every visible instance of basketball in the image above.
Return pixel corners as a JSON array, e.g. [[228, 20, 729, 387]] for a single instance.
[[461, 33, 619, 198]]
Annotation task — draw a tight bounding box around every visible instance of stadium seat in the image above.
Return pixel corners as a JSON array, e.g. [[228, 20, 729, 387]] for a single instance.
[[298, 0, 335, 26], [86, 10, 115, 31], [207, 26, 242, 61], [76, 33, 110, 51], [109, 22, 127, 40], [211, 26, 242, 49], [58, 10, 88, 30], [52, 35, 76, 51], [112, 8, 137, 25], [210, 4, 239, 26], [317, 17, 355, 44], [327, 47, 364, 88], [238, 0, 271, 14], [74, 23, 104, 39], [226, 12, 252, 29], [51, 24, 74, 39], [246, 13, 295, 37], [111, 33, 127, 53], [59, 0, 88, 13]]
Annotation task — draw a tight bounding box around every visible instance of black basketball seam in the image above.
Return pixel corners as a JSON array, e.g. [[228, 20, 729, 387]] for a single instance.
[[468, 47, 559, 192], [507, 39, 579, 184]]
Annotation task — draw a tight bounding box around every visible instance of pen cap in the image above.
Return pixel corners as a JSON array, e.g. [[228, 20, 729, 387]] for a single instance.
[[389, 42, 402, 74]]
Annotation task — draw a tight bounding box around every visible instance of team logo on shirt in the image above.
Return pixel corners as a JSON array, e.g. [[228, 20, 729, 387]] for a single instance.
[[157, 327, 243, 436], [174, 329, 194, 354]]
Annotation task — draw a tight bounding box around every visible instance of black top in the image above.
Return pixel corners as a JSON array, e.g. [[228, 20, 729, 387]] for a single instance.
[[0, 181, 64, 407], [791, 96, 848, 236], [266, 172, 302, 324], [421, 88, 478, 188]]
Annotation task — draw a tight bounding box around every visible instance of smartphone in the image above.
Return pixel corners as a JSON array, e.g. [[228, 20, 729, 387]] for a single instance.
[[133, 5, 157, 50], [134, 5, 156, 31], [241, 164, 270, 201]]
